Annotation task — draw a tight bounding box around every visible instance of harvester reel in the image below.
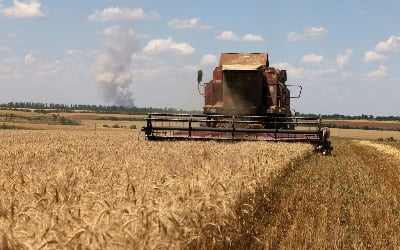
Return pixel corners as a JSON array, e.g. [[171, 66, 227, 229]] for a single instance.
[[143, 113, 333, 155]]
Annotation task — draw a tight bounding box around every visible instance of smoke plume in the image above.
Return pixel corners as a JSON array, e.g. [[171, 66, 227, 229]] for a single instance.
[[94, 35, 136, 107]]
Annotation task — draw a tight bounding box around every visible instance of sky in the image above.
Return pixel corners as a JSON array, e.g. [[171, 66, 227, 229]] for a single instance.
[[0, 0, 399, 115]]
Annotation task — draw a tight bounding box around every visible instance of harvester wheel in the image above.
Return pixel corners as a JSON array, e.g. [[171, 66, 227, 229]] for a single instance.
[[322, 140, 333, 156]]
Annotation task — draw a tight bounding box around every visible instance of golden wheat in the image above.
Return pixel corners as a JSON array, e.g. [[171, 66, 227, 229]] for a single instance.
[[0, 130, 311, 249], [329, 128, 400, 140], [358, 140, 400, 160]]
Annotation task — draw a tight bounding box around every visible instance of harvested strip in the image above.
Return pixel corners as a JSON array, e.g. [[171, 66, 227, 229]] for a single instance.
[[249, 139, 400, 249], [358, 140, 400, 161]]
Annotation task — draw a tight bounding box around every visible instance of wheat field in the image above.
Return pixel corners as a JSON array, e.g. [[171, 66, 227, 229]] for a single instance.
[[0, 130, 311, 249]]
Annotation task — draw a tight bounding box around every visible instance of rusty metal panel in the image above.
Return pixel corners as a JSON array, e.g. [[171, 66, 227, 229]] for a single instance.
[[204, 81, 213, 106], [219, 53, 268, 67], [205, 81, 223, 106], [213, 66, 222, 81], [264, 70, 278, 107], [213, 81, 223, 105]]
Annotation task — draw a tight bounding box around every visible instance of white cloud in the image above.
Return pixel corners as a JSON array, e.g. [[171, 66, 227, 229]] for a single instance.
[[142, 37, 195, 55], [215, 31, 240, 41], [34, 60, 62, 77], [0, 64, 11, 73], [287, 33, 301, 42], [316, 66, 337, 76], [365, 65, 388, 79], [201, 54, 217, 66], [100, 25, 123, 36], [375, 36, 400, 53], [99, 26, 148, 39], [301, 54, 325, 64], [272, 61, 343, 83], [167, 17, 212, 30], [0, 46, 11, 52], [336, 49, 353, 68], [242, 34, 264, 42], [65, 50, 82, 56], [215, 31, 264, 41], [0, 0, 44, 18], [340, 72, 353, 79], [287, 27, 328, 42], [88, 7, 159, 22], [24, 53, 36, 64], [271, 62, 304, 80], [361, 36, 399, 66], [274, 49, 354, 83], [0, 57, 17, 76], [131, 53, 161, 64], [362, 50, 387, 63], [0, 52, 90, 85], [182, 64, 200, 73]]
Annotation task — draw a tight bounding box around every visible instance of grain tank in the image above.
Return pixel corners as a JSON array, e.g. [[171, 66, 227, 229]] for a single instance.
[[202, 53, 296, 117]]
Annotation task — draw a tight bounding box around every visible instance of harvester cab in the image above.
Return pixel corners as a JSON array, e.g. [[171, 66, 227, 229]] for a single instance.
[[142, 53, 333, 155]]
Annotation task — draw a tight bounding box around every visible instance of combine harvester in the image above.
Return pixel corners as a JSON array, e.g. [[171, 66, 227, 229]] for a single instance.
[[142, 53, 333, 155]]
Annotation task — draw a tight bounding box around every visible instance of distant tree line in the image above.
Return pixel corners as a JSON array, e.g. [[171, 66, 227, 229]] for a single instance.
[[295, 112, 400, 121], [0, 102, 399, 120], [0, 102, 202, 115], [323, 123, 400, 132]]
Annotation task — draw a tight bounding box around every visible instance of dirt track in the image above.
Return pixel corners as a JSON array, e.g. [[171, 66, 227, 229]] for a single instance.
[[230, 139, 400, 249]]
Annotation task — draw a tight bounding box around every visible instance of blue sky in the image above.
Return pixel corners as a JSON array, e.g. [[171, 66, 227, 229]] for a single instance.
[[0, 0, 399, 115]]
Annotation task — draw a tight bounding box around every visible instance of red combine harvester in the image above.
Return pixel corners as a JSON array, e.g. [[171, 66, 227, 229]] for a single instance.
[[142, 53, 332, 154]]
